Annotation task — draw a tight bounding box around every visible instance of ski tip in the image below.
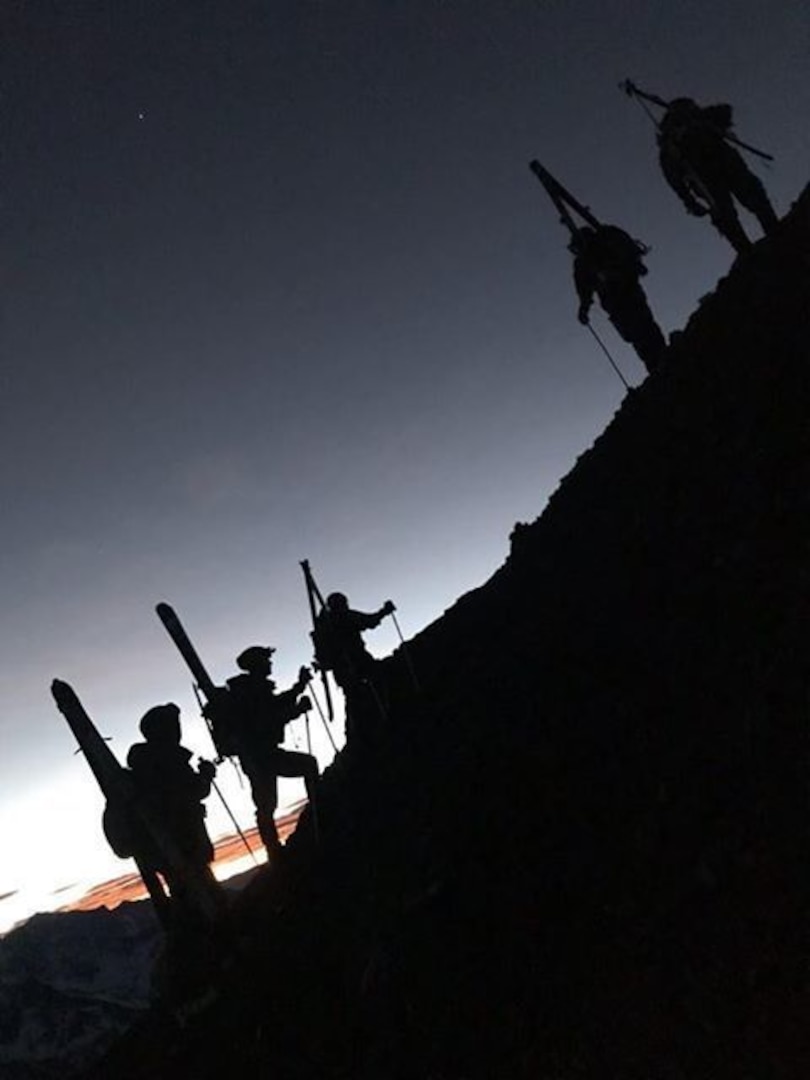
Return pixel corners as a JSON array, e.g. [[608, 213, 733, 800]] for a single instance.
[[51, 679, 73, 705]]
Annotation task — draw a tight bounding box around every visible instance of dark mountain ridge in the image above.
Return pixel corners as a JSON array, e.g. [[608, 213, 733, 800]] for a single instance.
[[0, 903, 160, 1080], [91, 189, 809, 1079]]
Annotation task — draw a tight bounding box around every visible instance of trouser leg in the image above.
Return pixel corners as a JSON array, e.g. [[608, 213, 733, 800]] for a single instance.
[[257, 807, 281, 856], [605, 288, 667, 375], [273, 748, 320, 803], [732, 170, 779, 235], [631, 326, 667, 374], [707, 189, 752, 253], [247, 770, 281, 858], [628, 306, 667, 374]]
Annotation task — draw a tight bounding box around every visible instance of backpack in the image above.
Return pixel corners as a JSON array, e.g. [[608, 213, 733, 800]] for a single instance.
[[203, 686, 241, 759], [102, 798, 138, 859], [593, 226, 647, 276]]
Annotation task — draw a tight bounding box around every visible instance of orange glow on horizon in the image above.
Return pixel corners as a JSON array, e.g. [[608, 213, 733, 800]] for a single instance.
[[61, 802, 305, 914]]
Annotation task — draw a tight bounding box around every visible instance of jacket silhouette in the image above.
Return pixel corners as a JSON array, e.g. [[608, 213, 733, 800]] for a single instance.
[[126, 703, 220, 920]]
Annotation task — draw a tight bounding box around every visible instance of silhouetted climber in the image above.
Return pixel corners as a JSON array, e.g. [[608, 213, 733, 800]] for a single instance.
[[126, 704, 222, 922], [622, 83, 778, 254], [571, 225, 667, 375], [224, 645, 319, 858], [529, 161, 661, 385], [658, 98, 778, 253], [315, 592, 395, 744]]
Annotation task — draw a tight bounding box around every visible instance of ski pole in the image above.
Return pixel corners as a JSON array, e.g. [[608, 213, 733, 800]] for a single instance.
[[585, 323, 632, 390], [309, 685, 338, 753], [391, 611, 421, 694], [190, 683, 257, 865], [210, 776, 259, 867], [725, 133, 774, 163]]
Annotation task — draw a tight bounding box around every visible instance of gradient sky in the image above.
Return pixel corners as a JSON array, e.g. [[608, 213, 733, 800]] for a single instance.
[[2, 0, 807, 930]]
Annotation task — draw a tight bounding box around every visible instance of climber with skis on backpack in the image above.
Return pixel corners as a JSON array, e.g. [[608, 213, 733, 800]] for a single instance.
[[314, 591, 396, 746], [571, 224, 667, 374], [622, 82, 778, 254], [126, 703, 222, 921], [657, 97, 778, 253], [529, 161, 666, 378]]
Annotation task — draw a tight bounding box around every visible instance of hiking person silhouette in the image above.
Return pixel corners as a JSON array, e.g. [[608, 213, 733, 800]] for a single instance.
[[126, 703, 222, 921], [314, 592, 395, 746], [657, 97, 778, 253], [571, 225, 667, 374], [225, 645, 319, 859]]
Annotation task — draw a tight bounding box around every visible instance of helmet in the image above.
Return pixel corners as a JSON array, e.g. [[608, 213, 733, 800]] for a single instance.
[[326, 592, 349, 611], [139, 703, 181, 741], [236, 644, 275, 672]]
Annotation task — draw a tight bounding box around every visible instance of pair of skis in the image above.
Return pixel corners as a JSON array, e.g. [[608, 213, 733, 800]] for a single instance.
[[529, 159, 601, 240]]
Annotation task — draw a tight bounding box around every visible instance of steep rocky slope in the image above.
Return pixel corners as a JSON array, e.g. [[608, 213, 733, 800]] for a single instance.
[[90, 189, 809, 1079]]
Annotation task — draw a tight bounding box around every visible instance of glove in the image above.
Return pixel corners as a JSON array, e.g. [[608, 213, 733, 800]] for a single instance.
[[298, 695, 312, 714], [383, 599, 396, 615], [577, 306, 590, 325], [298, 665, 313, 686], [198, 759, 216, 781], [686, 203, 709, 217]]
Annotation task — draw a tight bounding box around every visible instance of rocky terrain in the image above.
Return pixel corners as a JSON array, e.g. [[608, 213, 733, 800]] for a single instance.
[[0, 903, 159, 1079]]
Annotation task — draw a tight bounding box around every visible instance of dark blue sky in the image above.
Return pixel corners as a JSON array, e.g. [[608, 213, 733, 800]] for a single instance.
[[1, 0, 806, 921]]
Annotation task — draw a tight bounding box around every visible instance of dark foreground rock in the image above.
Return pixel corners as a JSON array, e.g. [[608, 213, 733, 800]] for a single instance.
[[87, 189, 810, 1079]]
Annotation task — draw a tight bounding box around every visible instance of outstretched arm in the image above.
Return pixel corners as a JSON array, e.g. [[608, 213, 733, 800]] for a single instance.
[[351, 600, 395, 631]]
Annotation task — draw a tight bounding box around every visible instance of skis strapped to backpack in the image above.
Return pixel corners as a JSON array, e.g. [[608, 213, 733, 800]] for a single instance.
[[529, 160, 602, 239], [530, 161, 648, 271], [620, 79, 774, 161], [300, 559, 336, 723], [155, 602, 238, 758]]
